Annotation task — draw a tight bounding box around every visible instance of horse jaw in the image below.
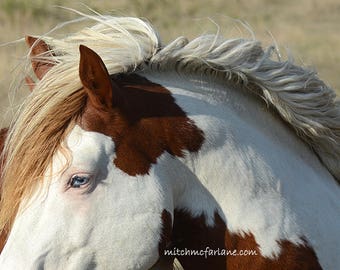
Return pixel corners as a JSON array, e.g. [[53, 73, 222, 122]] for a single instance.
[[0, 125, 173, 270]]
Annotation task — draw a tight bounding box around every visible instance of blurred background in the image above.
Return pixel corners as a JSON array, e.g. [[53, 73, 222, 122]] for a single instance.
[[0, 0, 339, 127]]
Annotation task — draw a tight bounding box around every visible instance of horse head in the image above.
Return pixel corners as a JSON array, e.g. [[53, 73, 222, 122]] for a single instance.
[[0, 41, 193, 269]]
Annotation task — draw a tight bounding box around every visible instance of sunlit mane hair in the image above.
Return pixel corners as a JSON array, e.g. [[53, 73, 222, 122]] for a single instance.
[[1, 10, 340, 234]]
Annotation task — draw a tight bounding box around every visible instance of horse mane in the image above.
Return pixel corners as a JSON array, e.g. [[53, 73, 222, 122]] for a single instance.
[[150, 36, 340, 184], [1, 11, 339, 233]]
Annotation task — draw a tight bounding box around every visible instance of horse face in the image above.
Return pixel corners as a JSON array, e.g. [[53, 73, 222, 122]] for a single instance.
[[0, 124, 173, 269], [0, 46, 174, 269]]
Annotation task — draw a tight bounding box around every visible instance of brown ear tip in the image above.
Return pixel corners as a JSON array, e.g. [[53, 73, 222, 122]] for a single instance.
[[79, 45, 100, 59], [25, 35, 34, 42], [25, 36, 38, 47], [79, 44, 90, 54]]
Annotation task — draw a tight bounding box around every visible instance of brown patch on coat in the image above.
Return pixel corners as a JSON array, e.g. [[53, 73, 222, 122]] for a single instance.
[[159, 209, 173, 255], [78, 45, 204, 176], [172, 210, 226, 269], [81, 73, 205, 176], [156, 209, 174, 269], [171, 210, 322, 270]]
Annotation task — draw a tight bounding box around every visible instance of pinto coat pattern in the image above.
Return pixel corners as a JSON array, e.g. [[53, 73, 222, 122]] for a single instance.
[[0, 12, 339, 270]]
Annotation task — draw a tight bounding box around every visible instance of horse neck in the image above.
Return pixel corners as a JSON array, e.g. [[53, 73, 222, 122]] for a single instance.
[[141, 71, 338, 269], [141, 71, 332, 202]]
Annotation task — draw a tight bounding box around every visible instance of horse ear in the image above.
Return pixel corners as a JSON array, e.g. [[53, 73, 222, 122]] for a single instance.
[[79, 45, 117, 110], [25, 36, 55, 80], [24, 76, 35, 92]]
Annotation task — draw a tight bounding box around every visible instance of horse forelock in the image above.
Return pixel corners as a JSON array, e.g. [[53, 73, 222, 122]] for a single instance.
[[0, 87, 85, 236]]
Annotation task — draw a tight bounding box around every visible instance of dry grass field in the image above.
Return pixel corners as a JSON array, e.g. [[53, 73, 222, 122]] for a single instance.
[[0, 0, 339, 128]]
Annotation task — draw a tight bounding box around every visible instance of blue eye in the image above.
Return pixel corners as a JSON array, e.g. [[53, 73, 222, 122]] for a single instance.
[[70, 175, 90, 188]]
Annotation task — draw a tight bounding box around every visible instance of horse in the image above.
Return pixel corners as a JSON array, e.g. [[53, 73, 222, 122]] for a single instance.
[[0, 14, 339, 270]]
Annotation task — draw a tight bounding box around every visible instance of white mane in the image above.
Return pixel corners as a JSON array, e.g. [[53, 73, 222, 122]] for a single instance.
[[20, 12, 340, 182]]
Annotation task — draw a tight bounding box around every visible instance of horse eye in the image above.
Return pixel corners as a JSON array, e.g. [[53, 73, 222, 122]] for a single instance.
[[69, 175, 90, 188]]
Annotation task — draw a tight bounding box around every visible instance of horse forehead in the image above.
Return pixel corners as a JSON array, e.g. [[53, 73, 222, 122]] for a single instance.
[[66, 125, 115, 161]]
